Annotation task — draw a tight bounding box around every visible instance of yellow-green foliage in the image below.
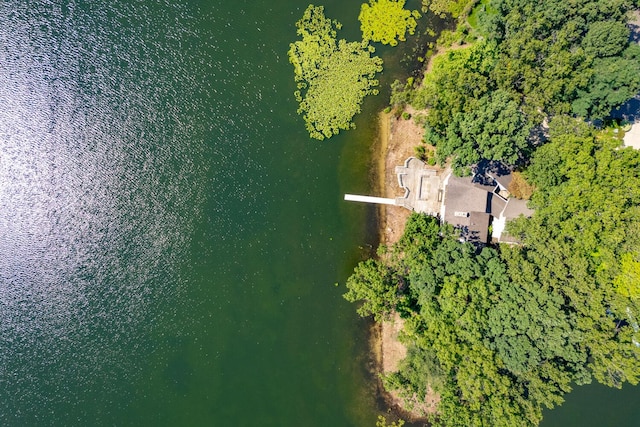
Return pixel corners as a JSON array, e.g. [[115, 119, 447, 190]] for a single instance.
[[288, 5, 339, 83], [376, 415, 405, 427], [422, 0, 471, 18], [359, 0, 421, 46], [615, 254, 640, 299], [289, 5, 383, 140]]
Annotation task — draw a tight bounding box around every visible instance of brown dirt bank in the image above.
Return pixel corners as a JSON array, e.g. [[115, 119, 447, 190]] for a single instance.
[[372, 109, 440, 423], [377, 108, 421, 247]]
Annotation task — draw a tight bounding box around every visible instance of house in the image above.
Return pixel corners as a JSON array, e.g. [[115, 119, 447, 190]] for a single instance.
[[441, 175, 494, 244], [390, 157, 533, 244], [441, 162, 533, 244], [344, 157, 533, 245]]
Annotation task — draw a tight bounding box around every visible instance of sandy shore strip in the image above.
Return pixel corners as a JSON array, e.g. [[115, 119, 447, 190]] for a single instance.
[[372, 109, 441, 420], [377, 109, 419, 247]]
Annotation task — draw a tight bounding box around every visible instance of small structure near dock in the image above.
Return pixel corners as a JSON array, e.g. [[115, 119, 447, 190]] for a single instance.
[[344, 157, 444, 215], [394, 157, 443, 215]]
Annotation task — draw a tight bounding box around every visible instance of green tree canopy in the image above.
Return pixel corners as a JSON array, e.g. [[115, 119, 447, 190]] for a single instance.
[[412, 41, 531, 170], [359, 0, 421, 46], [346, 214, 577, 426], [346, 118, 640, 424], [288, 5, 383, 140], [439, 89, 532, 168], [508, 118, 640, 388], [489, 0, 639, 117], [582, 20, 630, 58], [406, 0, 640, 168], [571, 44, 640, 119], [615, 253, 640, 300], [343, 258, 403, 321]]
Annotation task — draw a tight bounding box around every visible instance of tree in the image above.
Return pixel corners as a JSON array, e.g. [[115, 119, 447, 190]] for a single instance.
[[488, 0, 638, 116], [406, 0, 640, 167], [614, 253, 640, 299], [346, 214, 568, 426], [343, 259, 403, 321], [359, 0, 421, 46], [508, 117, 640, 390], [411, 42, 534, 169], [412, 41, 498, 118], [389, 78, 414, 110], [582, 21, 630, 58], [571, 44, 640, 119], [288, 5, 383, 140], [440, 89, 532, 167], [411, 41, 505, 168]]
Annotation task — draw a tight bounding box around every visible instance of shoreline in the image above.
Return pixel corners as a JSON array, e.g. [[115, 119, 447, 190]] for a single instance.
[[366, 14, 469, 420], [370, 109, 438, 422], [376, 109, 420, 247], [374, 111, 391, 246]]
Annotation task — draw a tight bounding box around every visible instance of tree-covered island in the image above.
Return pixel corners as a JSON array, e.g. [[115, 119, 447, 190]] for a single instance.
[[290, 0, 640, 425]]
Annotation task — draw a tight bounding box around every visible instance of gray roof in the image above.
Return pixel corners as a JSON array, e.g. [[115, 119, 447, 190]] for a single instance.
[[442, 170, 535, 245], [490, 194, 507, 217], [463, 212, 490, 244], [503, 198, 534, 220], [487, 171, 513, 191], [443, 177, 491, 244], [444, 176, 489, 222]]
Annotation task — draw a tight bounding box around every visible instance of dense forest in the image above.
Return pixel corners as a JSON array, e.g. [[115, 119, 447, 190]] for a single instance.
[[341, 0, 640, 426], [400, 0, 640, 171], [346, 120, 640, 425]]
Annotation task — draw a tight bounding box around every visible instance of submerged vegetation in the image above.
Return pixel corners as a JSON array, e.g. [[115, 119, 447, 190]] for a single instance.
[[288, 5, 383, 140], [289, 1, 419, 140], [359, 0, 421, 46]]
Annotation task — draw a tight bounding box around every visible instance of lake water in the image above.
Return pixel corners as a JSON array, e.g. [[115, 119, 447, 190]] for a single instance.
[[0, 1, 637, 426]]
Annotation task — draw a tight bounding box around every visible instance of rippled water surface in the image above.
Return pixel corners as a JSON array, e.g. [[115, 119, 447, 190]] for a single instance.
[[2, 1, 637, 426], [0, 1, 384, 425]]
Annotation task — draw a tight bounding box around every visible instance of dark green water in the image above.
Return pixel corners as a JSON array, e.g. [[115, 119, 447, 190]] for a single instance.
[[541, 383, 640, 427], [0, 1, 386, 425], [0, 1, 638, 426]]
